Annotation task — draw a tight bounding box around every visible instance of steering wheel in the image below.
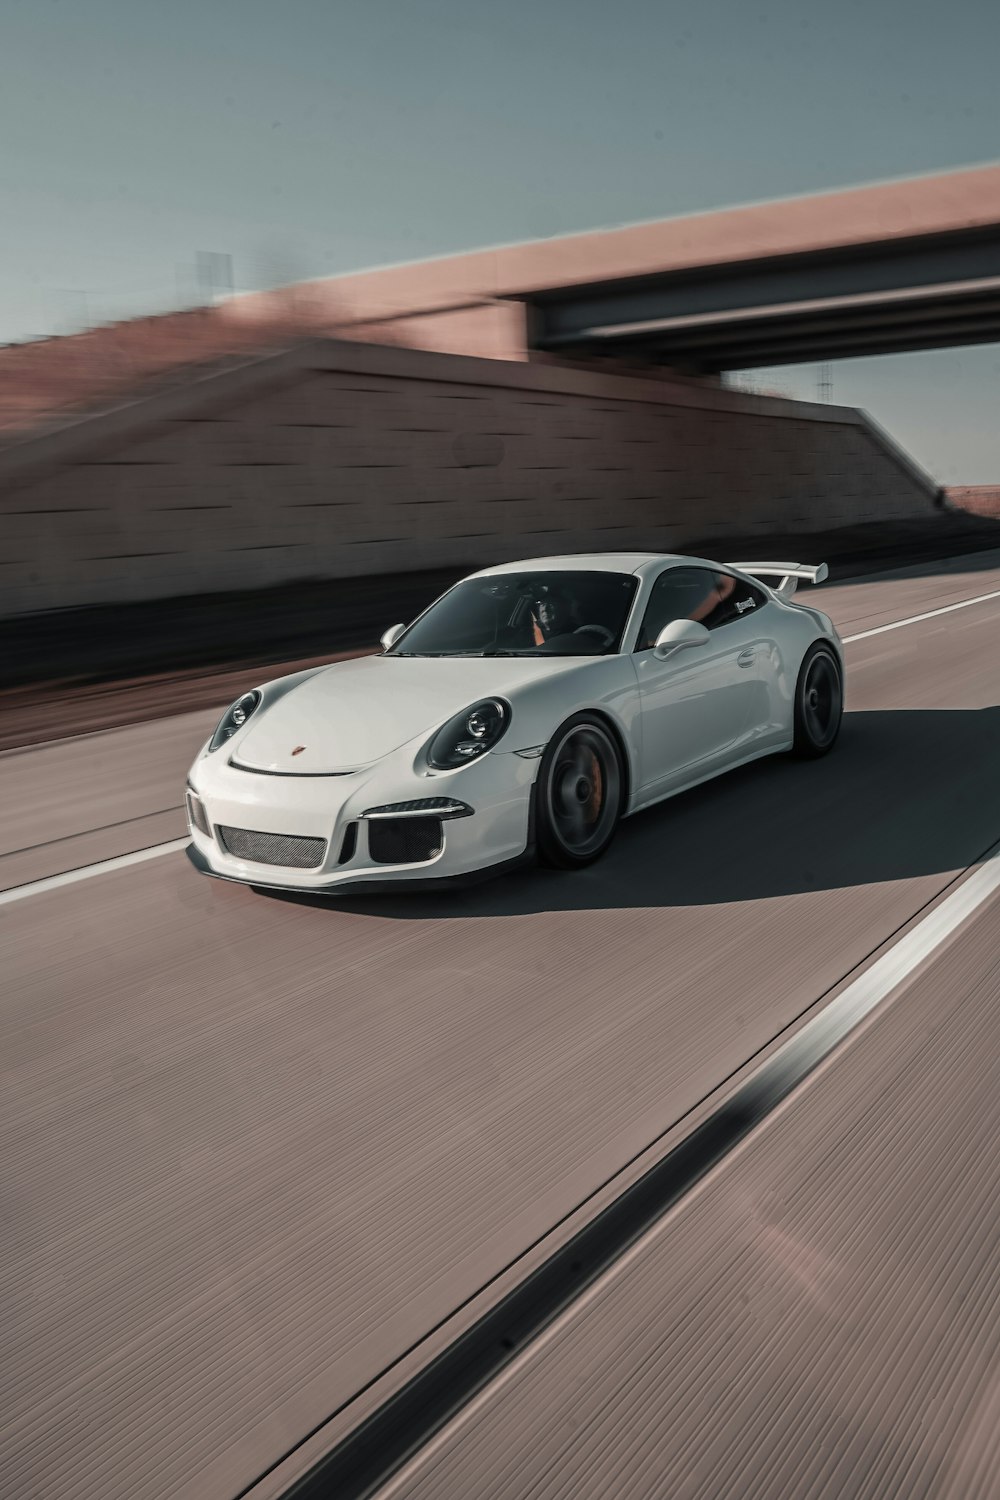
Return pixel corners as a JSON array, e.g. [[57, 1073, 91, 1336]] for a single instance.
[[574, 624, 615, 650]]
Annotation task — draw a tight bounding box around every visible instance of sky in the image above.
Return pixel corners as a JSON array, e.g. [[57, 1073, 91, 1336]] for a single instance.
[[1, 0, 999, 480]]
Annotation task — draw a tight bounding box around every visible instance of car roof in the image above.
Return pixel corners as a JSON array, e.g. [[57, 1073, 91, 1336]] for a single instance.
[[468, 553, 718, 579]]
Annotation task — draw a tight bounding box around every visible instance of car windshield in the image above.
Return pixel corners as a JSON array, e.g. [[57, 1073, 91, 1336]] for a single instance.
[[389, 570, 639, 657]]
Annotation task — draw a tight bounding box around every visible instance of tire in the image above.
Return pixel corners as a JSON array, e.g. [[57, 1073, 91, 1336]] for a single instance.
[[536, 714, 625, 869], [792, 642, 844, 758]]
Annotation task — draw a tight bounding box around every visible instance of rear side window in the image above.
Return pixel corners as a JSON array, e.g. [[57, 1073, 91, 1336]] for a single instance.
[[701, 572, 767, 630], [635, 567, 766, 649]]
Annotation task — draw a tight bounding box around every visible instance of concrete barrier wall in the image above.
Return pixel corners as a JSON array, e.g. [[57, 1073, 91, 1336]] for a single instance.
[[0, 339, 939, 619]]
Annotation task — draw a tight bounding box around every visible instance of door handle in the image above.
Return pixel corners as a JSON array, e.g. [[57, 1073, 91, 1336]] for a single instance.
[[737, 649, 755, 668]]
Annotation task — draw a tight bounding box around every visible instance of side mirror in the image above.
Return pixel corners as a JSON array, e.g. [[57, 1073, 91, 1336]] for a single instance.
[[653, 618, 710, 660], [380, 623, 406, 652]]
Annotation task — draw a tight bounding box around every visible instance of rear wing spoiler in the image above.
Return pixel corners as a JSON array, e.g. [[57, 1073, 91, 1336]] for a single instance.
[[728, 561, 829, 599]]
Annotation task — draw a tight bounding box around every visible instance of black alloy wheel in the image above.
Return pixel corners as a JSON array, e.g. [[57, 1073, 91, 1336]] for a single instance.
[[793, 644, 844, 757], [536, 715, 624, 868]]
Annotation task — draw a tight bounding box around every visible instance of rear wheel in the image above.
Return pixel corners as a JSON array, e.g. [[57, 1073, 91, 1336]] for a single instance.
[[536, 715, 624, 868], [792, 643, 843, 757]]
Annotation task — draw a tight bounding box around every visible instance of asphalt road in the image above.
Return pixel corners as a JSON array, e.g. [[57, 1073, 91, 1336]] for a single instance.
[[3, 549, 1000, 1500], [387, 872, 1000, 1500]]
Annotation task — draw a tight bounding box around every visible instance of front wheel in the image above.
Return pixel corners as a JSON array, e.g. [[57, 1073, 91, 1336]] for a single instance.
[[792, 643, 844, 758], [536, 715, 624, 869]]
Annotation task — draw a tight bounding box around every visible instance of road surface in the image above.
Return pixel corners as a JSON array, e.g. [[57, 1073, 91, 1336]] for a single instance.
[[3, 549, 1000, 1499]]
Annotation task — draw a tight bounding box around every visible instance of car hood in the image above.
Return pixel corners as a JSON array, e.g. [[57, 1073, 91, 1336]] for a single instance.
[[232, 653, 591, 773]]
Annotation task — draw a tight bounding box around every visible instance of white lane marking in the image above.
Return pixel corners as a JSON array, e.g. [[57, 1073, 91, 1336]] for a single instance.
[[786, 843, 1000, 1066], [842, 586, 1000, 643], [5, 583, 999, 905], [0, 838, 191, 907]]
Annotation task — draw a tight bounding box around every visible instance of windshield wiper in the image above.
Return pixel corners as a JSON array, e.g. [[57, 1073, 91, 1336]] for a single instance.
[[393, 649, 543, 658]]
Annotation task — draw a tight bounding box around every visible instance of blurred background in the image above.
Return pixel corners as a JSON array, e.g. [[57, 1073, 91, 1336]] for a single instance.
[[2, 0, 999, 726]]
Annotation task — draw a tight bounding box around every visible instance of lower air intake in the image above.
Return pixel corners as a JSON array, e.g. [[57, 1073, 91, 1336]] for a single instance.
[[217, 826, 327, 869], [186, 792, 211, 838], [368, 816, 443, 865], [337, 822, 358, 865]]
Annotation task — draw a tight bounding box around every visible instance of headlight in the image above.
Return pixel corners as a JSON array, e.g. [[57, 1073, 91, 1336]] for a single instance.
[[427, 698, 511, 769], [208, 690, 261, 752]]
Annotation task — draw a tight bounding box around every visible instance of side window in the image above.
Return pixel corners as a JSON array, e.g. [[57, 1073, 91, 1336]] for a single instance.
[[635, 568, 767, 649], [699, 572, 767, 630], [635, 567, 715, 650]]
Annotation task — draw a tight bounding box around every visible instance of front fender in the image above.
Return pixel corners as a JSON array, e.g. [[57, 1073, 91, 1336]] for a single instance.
[[499, 655, 641, 792]]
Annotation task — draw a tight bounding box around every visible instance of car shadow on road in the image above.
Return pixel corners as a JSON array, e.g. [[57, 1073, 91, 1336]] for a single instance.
[[255, 707, 1000, 918]]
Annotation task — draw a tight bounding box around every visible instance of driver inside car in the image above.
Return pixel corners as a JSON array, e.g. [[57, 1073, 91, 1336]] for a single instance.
[[529, 584, 581, 644]]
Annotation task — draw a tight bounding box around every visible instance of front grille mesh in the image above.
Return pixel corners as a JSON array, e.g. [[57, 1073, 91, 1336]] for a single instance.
[[368, 816, 443, 865], [217, 825, 327, 869]]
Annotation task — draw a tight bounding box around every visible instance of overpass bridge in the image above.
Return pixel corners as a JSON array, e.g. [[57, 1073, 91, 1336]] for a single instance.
[[248, 162, 1000, 372], [3, 164, 994, 623], [4, 165, 998, 444], [529, 217, 1000, 369]]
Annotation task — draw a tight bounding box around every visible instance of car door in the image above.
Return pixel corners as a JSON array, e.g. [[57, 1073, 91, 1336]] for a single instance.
[[632, 566, 770, 792]]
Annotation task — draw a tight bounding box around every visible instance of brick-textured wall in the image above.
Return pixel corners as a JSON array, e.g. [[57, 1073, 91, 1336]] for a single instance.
[[0, 339, 938, 618], [945, 486, 1000, 519]]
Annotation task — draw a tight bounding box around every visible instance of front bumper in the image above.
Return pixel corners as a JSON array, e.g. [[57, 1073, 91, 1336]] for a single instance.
[[185, 744, 539, 893]]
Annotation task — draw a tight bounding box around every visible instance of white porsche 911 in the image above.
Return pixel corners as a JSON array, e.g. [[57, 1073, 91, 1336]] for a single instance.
[[185, 553, 844, 893]]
